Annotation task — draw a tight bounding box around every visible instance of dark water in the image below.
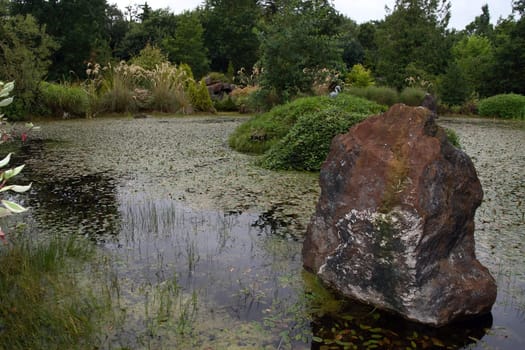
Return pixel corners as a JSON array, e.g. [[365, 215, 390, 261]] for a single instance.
[[4, 115, 524, 349]]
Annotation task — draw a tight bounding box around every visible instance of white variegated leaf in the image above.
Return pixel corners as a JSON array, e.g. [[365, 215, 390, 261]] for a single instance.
[[1, 200, 28, 214], [0, 97, 13, 107], [0, 183, 32, 193], [0, 153, 12, 168], [2, 164, 25, 180]]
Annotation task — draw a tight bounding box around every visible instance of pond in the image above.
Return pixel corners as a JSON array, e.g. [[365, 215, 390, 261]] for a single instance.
[[7, 115, 525, 349]]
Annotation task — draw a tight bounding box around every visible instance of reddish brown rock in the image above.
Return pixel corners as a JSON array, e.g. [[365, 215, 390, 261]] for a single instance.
[[302, 104, 496, 326]]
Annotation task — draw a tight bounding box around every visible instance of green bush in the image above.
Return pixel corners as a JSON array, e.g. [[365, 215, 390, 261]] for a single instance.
[[478, 94, 525, 120], [347, 86, 398, 106], [213, 96, 238, 112], [345, 64, 375, 88], [260, 108, 368, 171], [39, 82, 89, 117], [189, 80, 215, 113], [229, 93, 385, 169], [399, 87, 426, 106]]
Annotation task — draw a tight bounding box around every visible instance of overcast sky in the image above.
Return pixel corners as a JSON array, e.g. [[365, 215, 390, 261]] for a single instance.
[[113, 0, 514, 30]]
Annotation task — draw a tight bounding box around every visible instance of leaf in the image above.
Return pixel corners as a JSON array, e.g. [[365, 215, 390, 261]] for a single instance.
[[0, 207, 12, 217], [1, 200, 28, 214], [0, 97, 14, 107], [0, 183, 32, 193], [0, 153, 12, 168], [312, 336, 323, 343], [2, 165, 25, 180]]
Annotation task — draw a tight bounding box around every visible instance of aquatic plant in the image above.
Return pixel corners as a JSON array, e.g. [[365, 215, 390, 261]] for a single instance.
[[0, 235, 109, 349], [0, 82, 32, 240]]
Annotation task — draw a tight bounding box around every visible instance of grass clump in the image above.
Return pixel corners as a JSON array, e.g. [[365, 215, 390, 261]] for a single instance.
[[230, 93, 384, 171], [478, 93, 525, 120], [347, 86, 399, 106], [39, 82, 89, 117], [399, 87, 426, 106], [0, 235, 108, 349]]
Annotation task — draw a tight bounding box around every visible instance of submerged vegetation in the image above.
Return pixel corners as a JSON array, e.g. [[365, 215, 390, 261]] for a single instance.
[[0, 235, 108, 349]]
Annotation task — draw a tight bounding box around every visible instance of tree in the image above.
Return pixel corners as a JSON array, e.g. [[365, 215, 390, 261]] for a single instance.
[[374, 0, 452, 88], [486, 16, 525, 94], [161, 12, 210, 79], [10, 0, 111, 80], [451, 35, 494, 96], [338, 17, 365, 69], [0, 14, 57, 118], [201, 0, 261, 72], [257, 0, 343, 101], [465, 4, 493, 37], [438, 62, 469, 105], [117, 9, 178, 61]]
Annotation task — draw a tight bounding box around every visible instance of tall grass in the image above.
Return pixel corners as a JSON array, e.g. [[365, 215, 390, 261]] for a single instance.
[[99, 61, 145, 113], [39, 82, 89, 117], [346, 86, 398, 106], [146, 62, 193, 113], [0, 235, 109, 349]]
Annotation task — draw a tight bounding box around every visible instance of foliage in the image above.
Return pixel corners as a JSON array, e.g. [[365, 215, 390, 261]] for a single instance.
[[345, 64, 375, 88], [0, 14, 57, 119], [257, 0, 344, 103], [189, 79, 216, 113], [39, 82, 89, 118], [0, 83, 31, 240], [201, 0, 261, 72], [10, 0, 110, 80], [346, 86, 398, 106], [229, 93, 385, 157], [260, 108, 367, 171], [130, 43, 169, 70], [478, 94, 525, 119], [437, 63, 470, 106], [375, 0, 452, 89], [99, 62, 146, 113], [399, 87, 427, 106], [213, 96, 238, 112], [0, 152, 31, 240], [230, 85, 260, 113], [0, 235, 108, 348], [444, 127, 461, 148], [451, 35, 494, 96], [486, 15, 525, 95], [161, 11, 210, 79], [146, 62, 194, 113], [465, 4, 493, 37]]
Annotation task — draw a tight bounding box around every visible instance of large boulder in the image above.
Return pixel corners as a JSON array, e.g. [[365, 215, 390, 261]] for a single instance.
[[302, 104, 496, 326]]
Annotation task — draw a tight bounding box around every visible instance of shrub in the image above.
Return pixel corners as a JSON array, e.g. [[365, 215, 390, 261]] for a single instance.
[[213, 96, 238, 112], [444, 128, 461, 148], [39, 82, 89, 117], [130, 43, 169, 71], [347, 86, 398, 106], [229, 93, 385, 158], [345, 64, 375, 88], [230, 85, 260, 113], [478, 94, 525, 120], [189, 79, 215, 113], [260, 108, 368, 171], [399, 87, 426, 106]]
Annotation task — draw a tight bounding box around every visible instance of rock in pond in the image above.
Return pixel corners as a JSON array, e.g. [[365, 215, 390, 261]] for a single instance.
[[302, 104, 497, 327]]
